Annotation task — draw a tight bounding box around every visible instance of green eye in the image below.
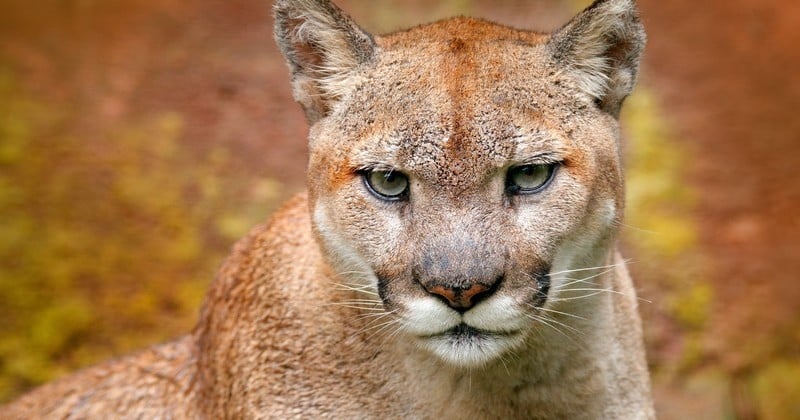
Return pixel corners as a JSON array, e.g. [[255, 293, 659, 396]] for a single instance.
[[506, 164, 557, 194], [363, 169, 409, 200]]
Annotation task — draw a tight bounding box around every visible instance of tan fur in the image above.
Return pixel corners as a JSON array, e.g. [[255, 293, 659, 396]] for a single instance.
[[1, 0, 654, 418]]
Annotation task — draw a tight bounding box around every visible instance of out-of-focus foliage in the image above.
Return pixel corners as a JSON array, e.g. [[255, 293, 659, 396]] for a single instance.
[[0, 67, 281, 401], [359, 0, 473, 32], [623, 91, 713, 374], [2, 0, 798, 418], [624, 92, 800, 418], [752, 359, 800, 420]]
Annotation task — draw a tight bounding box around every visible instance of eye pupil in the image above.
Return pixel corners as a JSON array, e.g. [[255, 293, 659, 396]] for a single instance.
[[364, 169, 409, 201]]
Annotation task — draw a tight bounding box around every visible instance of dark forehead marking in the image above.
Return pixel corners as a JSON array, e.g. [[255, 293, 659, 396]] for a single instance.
[[441, 36, 476, 164], [436, 33, 516, 191], [448, 37, 467, 52]]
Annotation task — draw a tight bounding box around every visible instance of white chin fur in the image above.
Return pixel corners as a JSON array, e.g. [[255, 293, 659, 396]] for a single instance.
[[419, 330, 525, 367], [400, 296, 527, 367]]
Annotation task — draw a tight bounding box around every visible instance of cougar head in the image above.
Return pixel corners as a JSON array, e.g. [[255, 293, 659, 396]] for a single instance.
[[274, 0, 645, 367]]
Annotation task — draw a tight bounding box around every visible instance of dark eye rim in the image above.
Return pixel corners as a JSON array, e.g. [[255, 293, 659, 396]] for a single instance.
[[505, 163, 559, 195], [360, 169, 410, 201]]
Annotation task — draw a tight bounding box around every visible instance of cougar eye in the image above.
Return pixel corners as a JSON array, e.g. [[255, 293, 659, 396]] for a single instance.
[[362, 169, 409, 201], [506, 163, 557, 194]]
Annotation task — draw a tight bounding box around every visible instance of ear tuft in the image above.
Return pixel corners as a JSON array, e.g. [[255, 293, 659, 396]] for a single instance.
[[274, 0, 376, 122], [549, 0, 646, 116]]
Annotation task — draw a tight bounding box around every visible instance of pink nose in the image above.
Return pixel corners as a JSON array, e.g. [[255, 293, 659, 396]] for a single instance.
[[424, 282, 494, 311]]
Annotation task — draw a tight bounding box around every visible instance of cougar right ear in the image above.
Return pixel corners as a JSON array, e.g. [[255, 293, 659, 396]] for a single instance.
[[548, 0, 646, 117], [274, 0, 376, 123]]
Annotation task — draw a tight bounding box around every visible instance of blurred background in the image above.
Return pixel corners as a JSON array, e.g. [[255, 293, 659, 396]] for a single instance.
[[0, 0, 798, 418]]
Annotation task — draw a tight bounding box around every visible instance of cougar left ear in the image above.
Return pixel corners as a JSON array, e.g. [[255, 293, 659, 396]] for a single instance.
[[548, 0, 646, 117], [274, 0, 376, 123]]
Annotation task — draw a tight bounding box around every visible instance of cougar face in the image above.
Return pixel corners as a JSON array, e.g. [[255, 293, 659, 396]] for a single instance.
[[307, 21, 625, 367]]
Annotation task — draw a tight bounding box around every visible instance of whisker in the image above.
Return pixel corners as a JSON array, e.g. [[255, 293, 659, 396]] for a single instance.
[[556, 287, 650, 303], [534, 313, 582, 336], [498, 354, 511, 377], [548, 290, 651, 304], [547, 260, 633, 277], [364, 319, 403, 342], [332, 302, 384, 309], [336, 283, 373, 292], [332, 281, 379, 296], [355, 311, 396, 320], [614, 221, 658, 234], [534, 306, 587, 321], [337, 299, 383, 304], [335, 270, 375, 276], [357, 312, 395, 334], [325, 303, 386, 311], [383, 324, 405, 342], [357, 318, 398, 335], [525, 313, 577, 343], [555, 267, 616, 289], [548, 291, 605, 301]]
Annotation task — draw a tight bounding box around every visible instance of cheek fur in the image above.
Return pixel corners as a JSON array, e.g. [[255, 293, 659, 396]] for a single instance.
[[312, 201, 378, 290], [328, 185, 409, 270]]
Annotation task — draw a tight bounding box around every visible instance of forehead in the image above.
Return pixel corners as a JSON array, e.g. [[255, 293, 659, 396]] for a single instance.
[[332, 18, 582, 186]]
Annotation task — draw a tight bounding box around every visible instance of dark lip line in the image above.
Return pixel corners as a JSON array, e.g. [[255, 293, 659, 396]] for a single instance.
[[421, 323, 521, 339]]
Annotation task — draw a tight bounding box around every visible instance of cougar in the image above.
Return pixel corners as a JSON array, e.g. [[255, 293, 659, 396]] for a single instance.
[[1, 0, 654, 418]]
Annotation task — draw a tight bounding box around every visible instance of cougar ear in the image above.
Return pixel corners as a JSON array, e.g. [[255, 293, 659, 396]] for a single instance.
[[274, 0, 376, 123], [548, 0, 646, 117]]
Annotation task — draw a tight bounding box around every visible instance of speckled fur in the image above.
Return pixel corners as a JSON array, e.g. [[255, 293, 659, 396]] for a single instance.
[[1, 0, 653, 418]]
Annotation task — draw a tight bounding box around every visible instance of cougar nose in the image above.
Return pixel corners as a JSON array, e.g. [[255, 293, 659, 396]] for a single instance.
[[423, 278, 501, 312]]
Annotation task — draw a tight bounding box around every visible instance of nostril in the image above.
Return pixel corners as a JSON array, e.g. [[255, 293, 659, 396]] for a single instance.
[[460, 283, 491, 306], [423, 276, 503, 311]]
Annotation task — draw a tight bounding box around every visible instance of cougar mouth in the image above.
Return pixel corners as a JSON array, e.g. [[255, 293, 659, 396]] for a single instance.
[[376, 269, 551, 366], [425, 323, 521, 340], [418, 322, 525, 367]]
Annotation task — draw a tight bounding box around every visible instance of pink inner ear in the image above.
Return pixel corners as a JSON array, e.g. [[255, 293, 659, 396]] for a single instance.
[[274, 0, 376, 123], [293, 39, 325, 71], [546, 0, 644, 116], [285, 15, 326, 71]]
